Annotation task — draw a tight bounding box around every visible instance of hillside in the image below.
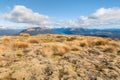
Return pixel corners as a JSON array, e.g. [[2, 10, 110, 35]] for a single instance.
[[20, 27, 120, 39], [0, 34, 120, 80], [0, 27, 120, 39], [0, 29, 22, 36]]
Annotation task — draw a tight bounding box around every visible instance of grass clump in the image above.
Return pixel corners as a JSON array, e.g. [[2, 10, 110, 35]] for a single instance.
[[12, 41, 29, 49], [92, 38, 108, 46], [71, 45, 81, 51], [19, 33, 30, 37], [79, 40, 88, 47], [28, 38, 39, 44], [0, 46, 5, 52], [66, 36, 77, 41], [52, 43, 71, 56], [40, 42, 71, 57], [102, 45, 115, 53], [2, 36, 11, 44]]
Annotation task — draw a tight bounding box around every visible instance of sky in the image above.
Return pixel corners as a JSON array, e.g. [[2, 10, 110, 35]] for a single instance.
[[0, 0, 120, 29]]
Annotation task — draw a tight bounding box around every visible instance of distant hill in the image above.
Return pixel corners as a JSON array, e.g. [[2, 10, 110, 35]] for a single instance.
[[0, 27, 120, 39], [20, 27, 56, 35], [0, 29, 22, 36], [19, 27, 120, 39]]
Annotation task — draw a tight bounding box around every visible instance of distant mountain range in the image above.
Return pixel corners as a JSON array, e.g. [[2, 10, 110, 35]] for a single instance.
[[20, 27, 120, 39], [0, 29, 22, 36], [0, 27, 120, 39]]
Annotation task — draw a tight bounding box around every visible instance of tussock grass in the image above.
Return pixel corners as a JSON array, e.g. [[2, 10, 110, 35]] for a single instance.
[[52, 43, 71, 55], [28, 38, 39, 44], [12, 41, 29, 49], [102, 45, 116, 53], [56, 35, 67, 38], [108, 40, 120, 47], [0, 46, 5, 52], [92, 38, 108, 46], [71, 45, 81, 51], [40, 43, 54, 57], [66, 36, 77, 41], [79, 40, 88, 47], [2, 36, 11, 44], [40, 42, 71, 57], [0, 34, 120, 80], [19, 33, 30, 37]]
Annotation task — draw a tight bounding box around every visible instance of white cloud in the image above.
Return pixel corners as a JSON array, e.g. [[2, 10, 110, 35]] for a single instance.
[[90, 8, 120, 27], [60, 8, 120, 28], [0, 23, 26, 29], [1, 6, 120, 29], [92, 8, 120, 21], [0, 24, 6, 29], [2, 5, 51, 27]]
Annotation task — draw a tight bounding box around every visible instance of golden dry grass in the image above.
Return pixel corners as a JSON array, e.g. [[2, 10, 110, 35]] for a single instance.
[[108, 40, 120, 47], [71, 45, 81, 51], [92, 38, 108, 46], [102, 45, 116, 53], [52, 42, 71, 55], [0, 34, 118, 55], [2, 36, 11, 44], [40, 43, 54, 57], [19, 33, 30, 37], [0, 46, 5, 52], [0, 34, 120, 80], [79, 40, 88, 47], [28, 38, 39, 44], [40, 42, 71, 57], [66, 36, 77, 41], [12, 41, 29, 49]]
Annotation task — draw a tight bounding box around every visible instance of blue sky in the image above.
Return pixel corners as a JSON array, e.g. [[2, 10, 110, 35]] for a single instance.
[[0, 0, 120, 29]]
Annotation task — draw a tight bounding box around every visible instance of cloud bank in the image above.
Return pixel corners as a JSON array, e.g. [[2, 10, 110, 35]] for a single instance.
[[2, 5, 51, 27], [1, 5, 120, 29], [61, 8, 120, 28]]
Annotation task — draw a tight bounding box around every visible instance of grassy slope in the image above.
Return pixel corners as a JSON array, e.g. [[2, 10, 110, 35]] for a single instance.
[[0, 34, 120, 80]]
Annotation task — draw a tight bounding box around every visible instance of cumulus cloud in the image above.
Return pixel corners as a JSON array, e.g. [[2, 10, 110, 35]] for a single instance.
[[60, 8, 120, 28], [1, 6, 120, 29], [92, 8, 120, 21], [2, 5, 51, 27]]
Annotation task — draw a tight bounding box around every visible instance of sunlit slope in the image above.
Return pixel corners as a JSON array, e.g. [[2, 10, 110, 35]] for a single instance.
[[0, 33, 120, 80]]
